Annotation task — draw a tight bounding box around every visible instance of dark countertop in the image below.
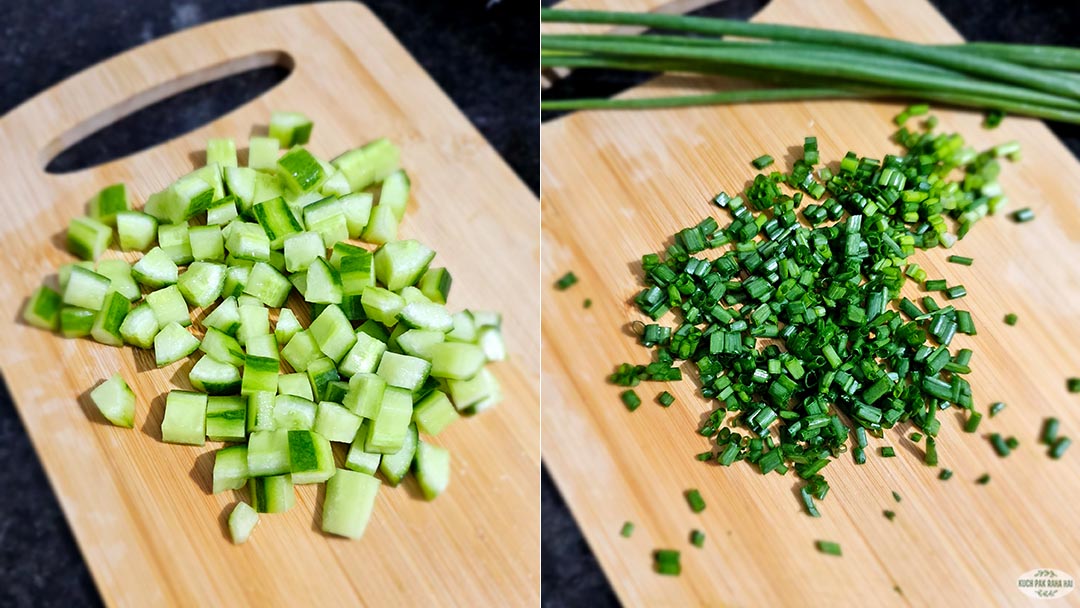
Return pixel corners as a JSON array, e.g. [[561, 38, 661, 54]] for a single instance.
[[0, 2, 533, 606], [540, 2, 1079, 608]]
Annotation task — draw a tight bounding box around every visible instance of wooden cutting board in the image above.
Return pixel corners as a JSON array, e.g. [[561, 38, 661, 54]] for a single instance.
[[542, 0, 1080, 605], [0, 3, 539, 606]]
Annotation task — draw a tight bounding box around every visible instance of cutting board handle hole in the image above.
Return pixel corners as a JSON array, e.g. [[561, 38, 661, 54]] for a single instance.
[[43, 50, 294, 174]]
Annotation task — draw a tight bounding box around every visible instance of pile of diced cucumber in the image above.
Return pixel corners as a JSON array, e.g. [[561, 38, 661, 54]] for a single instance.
[[23, 111, 505, 544]]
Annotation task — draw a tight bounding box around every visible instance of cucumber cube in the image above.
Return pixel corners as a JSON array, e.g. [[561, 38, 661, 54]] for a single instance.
[[89, 373, 136, 428], [160, 390, 207, 445], [213, 445, 249, 493], [228, 501, 259, 544], [321, 468, 380, 538], [206, 395, 247, 441], [287, 430, 335, 484]]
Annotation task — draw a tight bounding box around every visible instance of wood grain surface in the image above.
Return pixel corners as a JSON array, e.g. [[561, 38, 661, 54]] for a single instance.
[[0, 3, 539, 606], [541, 0, 1080, 605]]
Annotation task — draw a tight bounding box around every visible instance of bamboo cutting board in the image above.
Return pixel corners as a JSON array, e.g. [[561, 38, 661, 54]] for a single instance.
[[0, 3, 539, 606], [542, 0, 1080, 605]]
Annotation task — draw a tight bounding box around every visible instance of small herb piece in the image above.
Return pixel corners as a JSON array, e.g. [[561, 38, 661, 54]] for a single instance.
[[690, 529, 706, 548], [989, 402, 1006, 417], [1010, 208, 1035, 223], [1068, 378, 1080, 393], [1004, 313, 1018, 326], [801, 486, 821, 518], [883, 510, 896, 521], [1005, 436, 1019, 450], [685, 489, 706, 513], [751, 154, 774, 169], [938, 469, 953, 480], [658, 391, 675, 407], [584, 298, 593, 308], [891, 491, 902, 503], [983, 109, 1005, 129], [924, 279, 947, 291], [654, 549, 681, 575], [1050, 437, 1072, 459], [964, 411, 983, 433], [815, 540, 842, 556], [976, 473, 991, 485], [989, 433, 1011, 457], [944, 285, 967, 300], [909, 432, 923, 443], [555, 272, 578, 290], [621, 389, 642, 411], [621, 521, 635, 538], [947, 255, 973, 266], [880, 447, 896, 458], [925, 437, 938, 466], [1041, 418, 1060, 445]]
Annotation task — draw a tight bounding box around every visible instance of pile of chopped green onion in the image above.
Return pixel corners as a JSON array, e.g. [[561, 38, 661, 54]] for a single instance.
[[22, 112, 506, 544], [540, 8, 1080, 123], [610, 108, 1016, 515]]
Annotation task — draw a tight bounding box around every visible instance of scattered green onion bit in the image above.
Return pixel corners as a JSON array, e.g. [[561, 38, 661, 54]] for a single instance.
[[685, 488, 706, 513], [621, 521, 635, 538], [584, 298, 593, 308], [654, 549, 681, 575], [892, 491, 902, 503], [1010, 208, 1035, 223], [944, 285, 967, 300], [989, 433, 1011, 457], [989, 402, 1006, 417], [658, 391, 675, 407], [924, 279, 947, 291], [938, 469, 953, 480], [1067, 378, 1080, 393], [1050, 437, 1071, 460], [815, 540, 842, 557], [925, 437, 938, 466], [690, 529, 706, 548], [947, 255, 973, 266], [800, 485, 820, 518], [1004, 436, 1019, 450], [751, 154, 774, 169], [976, 473, 991, 485], [983, 109, 1005, 129], [883, 510, 896, 521], [621, 389, 642, 411], [1004, 313, 1018, 326], [908, 432, 923, 442], [964, 411, 983, 433], [880, 447, 896, 458], [1041, 418, 1060, 445], [555, 272, 578, 290]]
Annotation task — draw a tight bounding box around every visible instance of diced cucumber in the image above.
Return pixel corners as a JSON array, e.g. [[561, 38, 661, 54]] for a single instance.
[[213, 445, 248, 493], [206, 395, 247, 441], [413, 390, 459, 436], [158, 222, 193, 265], [278, 372, 314, 400], [63, 266, 111, 311], [89, 373, 135, 428], [360, 204, 398, 245], [314, 401, 362, 443], [248, 136, 280, 171], [59, 261, 95, 292], [302, 196, 348, 248], [288, 270, 308, 298], [67, 216, 112, 260], [189, 225, 225, 262], [146, 285, 191, 327], [320, 170, 351, 198], [379, 170, 410, 221], [190, 357, 242, 396], [207, 138, 237, 168], [306, 357, 341, 402], [331, 138, 400, 191], [192, 163, 226, 201], [252, 172, 286, 212], [340, 192, 373, 238], [224, 166, 256, 210], [361, 286, 405, 326], [222, 264, 250, 298], [246, 333, 279, 360], [269, 111, 313, 147], [345, 421, 381, 475], [253, 196, 303, 249], [247, 391, 276, 434], [322, 468, 380, 539], [199, 326, 244, 367], [324, 380, 349, 404], [417, 267, 452, 304], [237, 304, 269, 346], [429, 342, 485, 380], [378, 423, 417, 486], [338, 331, 387, 378], [243, 262, 291, 307], [374, 240, 434, 292], [305, 257, 343, 304], [23, 285, 62, 330], [274, 308, 301, 346], [287, 430, 335, 484], [414, 441, 450, 500], [365, 386, 412, 454], [273, 395, 316, 430], [477, 326, 506, 361], [116, 211, 158, 252], [357, 319, 390, 343], [88, 184, 129, 226], [247, 429, 290, 476], [309, 305, 355, 362], [177, 262, 226, 309], [154, 322, 200, 366], [329, 242, 366, 268], [132, 247, 179, 289], [397, 329, 445, 360], [446, 310, 478, 343], [203, 296, 241, 335], [160, 390, 207, 445], [283, 231, 324, 272], [119, 303, 159, 348], [228, 501, 259, 544], [91, 291, 130, 346], [376, 352, 431, 392], [398, 301, 452, 333], [95, 260, 140, 301], [60, 307, 95, 338], [226, 222, 271, 263], [248, 474, 294, 513], [206, 196, 239, 226], [282, 329, 321, 372], [241, 355, 279, 395], [344, 373, 385, 419], [447, 367, 502, 413], [339, 251, 374, 295], [398, 286, 430, 305], [157, 172, 214, 222], [278, 147, 325, 193]]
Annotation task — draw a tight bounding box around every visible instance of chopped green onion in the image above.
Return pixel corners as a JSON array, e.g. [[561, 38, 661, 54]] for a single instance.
[[989, 402, 1006, 417], [892, 491, 902, 503], [690, 529, 706, 548], [1050, 436, 1071, 459], [909, 432, 923, 442], [964, 411, 983, 433], [944, 285, 967, 300], [685, 488, 706, 513], [555, 272, 579, 290], [751, 154, 774, 169], [621, 521, 635, 538], [1068, 378, 1080, 393], [976, 473, 991, 484], [815, 540, 842, 556], [883, 510, 896, 521], [1041, 418, 1060, 445], [947, 255, 973, 266], [938, 469, 953, 480], [658, 391, 675, 407], [1004, 313, 1018, 326], [990, 433, 1011, 457], [983, 109, 1005, 129], [584, 298, 592, 308], [880, 447, 896, 458], [654, 549, 681, 575], [924, 279, 947, 291], [621, 389, 642, 411], [1010, 208, 1035, 223]]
